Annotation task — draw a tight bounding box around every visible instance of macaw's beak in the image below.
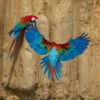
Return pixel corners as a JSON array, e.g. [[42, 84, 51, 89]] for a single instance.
[[36, 19, 38, 22], [34, 19, 37, 23]]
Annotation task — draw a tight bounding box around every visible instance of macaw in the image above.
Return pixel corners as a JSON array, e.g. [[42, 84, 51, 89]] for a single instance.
[[5, 15, 38, 60], [25, 23, 91, 81]]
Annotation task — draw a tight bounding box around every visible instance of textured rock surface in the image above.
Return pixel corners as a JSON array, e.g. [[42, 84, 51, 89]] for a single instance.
[[0, 0, 100, 100]]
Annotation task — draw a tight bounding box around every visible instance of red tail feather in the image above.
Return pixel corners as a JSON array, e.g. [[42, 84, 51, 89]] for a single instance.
[[51, 68, 54, 81], [9, 39, 15, 53], [5, 39, 15, 61]]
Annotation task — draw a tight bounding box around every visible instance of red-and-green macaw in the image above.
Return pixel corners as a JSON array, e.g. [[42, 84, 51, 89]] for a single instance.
[[5, 15, 38, 60], [25, 23, 91, 81], [25, 22, 91, 81]]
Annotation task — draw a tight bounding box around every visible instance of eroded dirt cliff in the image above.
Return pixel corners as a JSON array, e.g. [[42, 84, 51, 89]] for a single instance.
[[0, 0, 100, 100]]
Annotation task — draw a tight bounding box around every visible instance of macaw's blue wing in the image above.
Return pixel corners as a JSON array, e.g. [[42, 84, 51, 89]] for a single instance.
[[58, 33, 91, 61], [25, 22, 49, 55]]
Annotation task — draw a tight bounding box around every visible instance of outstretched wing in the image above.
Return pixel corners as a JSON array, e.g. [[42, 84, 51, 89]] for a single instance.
[[58, 33, 91, 61], [25, 22, 52, 55]]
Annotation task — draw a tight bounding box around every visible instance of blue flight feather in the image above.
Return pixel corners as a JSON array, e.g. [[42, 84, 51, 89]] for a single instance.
[[9, 29, 14, 36], [55, 71, 59, 80], [59, 33, 91, 61], [48, 68, 50, 79], [44, 63, 49, 75], [56, 66, 61, 78]]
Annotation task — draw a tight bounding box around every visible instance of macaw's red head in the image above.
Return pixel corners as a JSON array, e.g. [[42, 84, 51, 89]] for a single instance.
[[28, 15, 38, 22], [20, 15, 38, 23]]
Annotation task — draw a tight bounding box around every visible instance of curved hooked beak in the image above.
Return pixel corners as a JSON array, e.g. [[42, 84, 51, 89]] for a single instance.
[[35, 19, 38, 22]]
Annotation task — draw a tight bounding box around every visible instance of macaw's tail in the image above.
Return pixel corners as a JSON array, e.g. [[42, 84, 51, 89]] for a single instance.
[[5, 39, 15, 61], [5, 32, 19, 61], [40, 48, 62, 81], [9, 29, 14, 36]]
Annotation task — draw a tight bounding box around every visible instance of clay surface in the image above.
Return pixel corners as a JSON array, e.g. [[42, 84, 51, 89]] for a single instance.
[[0, 0, 100, 100]]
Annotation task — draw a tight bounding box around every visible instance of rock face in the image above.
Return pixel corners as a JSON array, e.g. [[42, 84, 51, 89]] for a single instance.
[[0, 0, 100, 100]]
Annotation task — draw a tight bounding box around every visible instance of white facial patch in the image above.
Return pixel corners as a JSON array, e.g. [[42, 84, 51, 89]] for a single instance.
[[32, 17, 36, 21]]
